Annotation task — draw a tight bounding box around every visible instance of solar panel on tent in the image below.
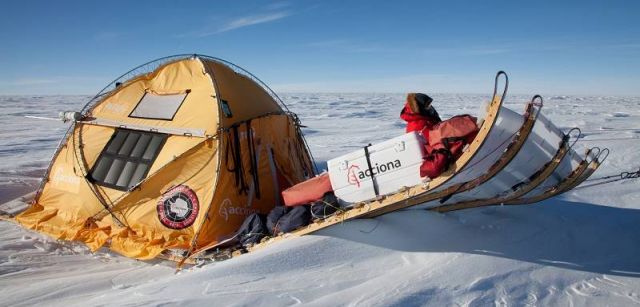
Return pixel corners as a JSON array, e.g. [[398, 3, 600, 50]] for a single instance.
[[129, 91, 189, 120], [89, 129, 167, 191]]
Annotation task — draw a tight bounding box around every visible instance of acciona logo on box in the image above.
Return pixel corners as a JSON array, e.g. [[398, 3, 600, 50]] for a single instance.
[[346, 159, 402, 185], [347, 165, 362, 187]]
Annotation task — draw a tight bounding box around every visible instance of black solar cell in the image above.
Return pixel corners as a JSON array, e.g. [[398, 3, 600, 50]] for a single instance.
[[89, 129, 167, 191]]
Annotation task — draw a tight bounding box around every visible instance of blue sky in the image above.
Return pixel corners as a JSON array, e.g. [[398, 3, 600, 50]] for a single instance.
[[1, 0, 639, 95]]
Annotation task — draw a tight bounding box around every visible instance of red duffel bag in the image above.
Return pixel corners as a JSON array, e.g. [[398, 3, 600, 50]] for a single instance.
[[420, 115, 479, 179], [282, 172, 333, 206]]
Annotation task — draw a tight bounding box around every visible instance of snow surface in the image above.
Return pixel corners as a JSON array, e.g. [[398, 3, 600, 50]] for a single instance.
[[1, 93, 640, 306]]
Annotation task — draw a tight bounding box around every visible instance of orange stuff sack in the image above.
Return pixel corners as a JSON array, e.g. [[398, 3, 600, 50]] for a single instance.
[[282, 172, 333, 206]]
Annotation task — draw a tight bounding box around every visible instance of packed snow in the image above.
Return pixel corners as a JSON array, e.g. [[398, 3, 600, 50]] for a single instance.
[[1, 93, 640, 306]]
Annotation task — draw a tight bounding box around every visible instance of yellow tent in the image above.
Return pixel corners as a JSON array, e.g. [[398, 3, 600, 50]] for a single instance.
[[17, 54, 316, 259]]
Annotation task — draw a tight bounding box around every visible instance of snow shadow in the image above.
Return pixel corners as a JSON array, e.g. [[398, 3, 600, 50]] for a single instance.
[[318, 200, 640, 277]]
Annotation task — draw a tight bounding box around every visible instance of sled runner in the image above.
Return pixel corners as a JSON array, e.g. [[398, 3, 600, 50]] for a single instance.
[[505, 147, 606, 206]]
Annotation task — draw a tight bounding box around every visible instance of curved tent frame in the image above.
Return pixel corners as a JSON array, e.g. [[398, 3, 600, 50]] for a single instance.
[[80, 54, 291, 113], [33, 54, 318, 203]]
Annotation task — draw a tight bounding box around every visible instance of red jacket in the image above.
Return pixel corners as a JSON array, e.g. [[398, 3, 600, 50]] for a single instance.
[[400, 104, 440, 134]]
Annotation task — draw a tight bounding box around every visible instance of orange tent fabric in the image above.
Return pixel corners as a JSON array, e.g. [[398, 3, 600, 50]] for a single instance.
[[17, 55, 315, 259]]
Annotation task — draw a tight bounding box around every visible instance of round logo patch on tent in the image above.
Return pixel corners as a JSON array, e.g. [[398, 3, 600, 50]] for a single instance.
[[157, 185, 199, 229]]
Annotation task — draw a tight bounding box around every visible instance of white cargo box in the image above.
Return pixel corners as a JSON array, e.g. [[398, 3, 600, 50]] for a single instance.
[[328, 132, 426, 205]]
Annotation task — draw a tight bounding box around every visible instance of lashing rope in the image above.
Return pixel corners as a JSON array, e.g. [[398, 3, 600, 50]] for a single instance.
[[575, 167, 640, 190], [310, 200, 346, 220]]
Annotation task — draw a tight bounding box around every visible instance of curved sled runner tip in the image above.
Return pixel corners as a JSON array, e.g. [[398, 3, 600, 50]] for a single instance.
[[506, 147, 602, 205]]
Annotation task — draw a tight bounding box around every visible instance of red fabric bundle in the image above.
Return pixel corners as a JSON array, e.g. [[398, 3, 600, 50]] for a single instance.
[[420, 115, 479, 179], [282, 172, 333, 207]]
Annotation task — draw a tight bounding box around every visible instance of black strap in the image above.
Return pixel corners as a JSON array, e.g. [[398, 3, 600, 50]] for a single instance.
[[363, 144, 380, 197], [246, 121, 260, 199], [225, 125, 248, 195], [441, 137, 467, 149]]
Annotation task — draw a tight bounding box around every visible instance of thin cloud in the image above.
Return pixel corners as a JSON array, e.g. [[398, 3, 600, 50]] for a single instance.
[[220, 11, 290, 32], [265, 1, 291, 10], [0, 76, 110, 95], [420, 40, 640, 56], [193, 11, 292, 37], [272, 73, 455, 93], [421, 46, 512, 56], [461, 48, 512, 55], [7, 78, 59, 86], [93, 31, 121, 42], [607, 43, 640, 49], [308, 39, 400, 53]]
